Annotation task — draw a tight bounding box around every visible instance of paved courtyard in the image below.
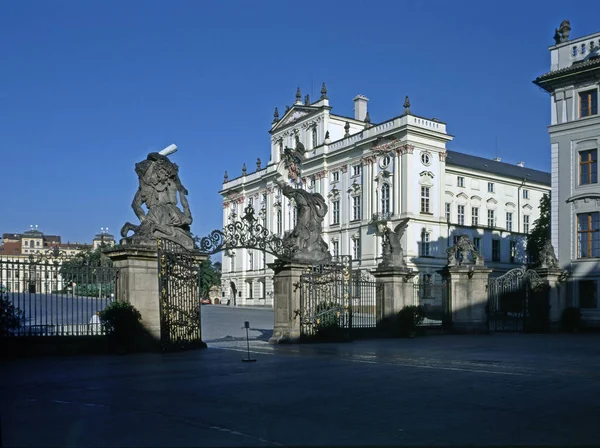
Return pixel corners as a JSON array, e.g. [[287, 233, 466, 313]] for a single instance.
[[2, 307, 600, 446]]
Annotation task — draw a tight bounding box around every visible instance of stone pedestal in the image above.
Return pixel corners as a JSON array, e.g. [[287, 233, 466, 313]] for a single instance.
[[106, 246, 161, 344], [535, 268, 567, 328], [448, 266, 492, 333], [372, 266, 415, 322], [268, 263, 308, 344]]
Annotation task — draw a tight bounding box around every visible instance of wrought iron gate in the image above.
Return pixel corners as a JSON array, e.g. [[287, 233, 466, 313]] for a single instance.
[[157, 238, 203, 349], [413, 275, 450, 327], [487, 267, 549, 332], [298, 256, 378, 339]]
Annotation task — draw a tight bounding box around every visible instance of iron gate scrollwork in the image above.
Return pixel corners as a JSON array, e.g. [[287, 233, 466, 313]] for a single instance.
[[487, 267, 549, 332], [157, 238, 203, 349]]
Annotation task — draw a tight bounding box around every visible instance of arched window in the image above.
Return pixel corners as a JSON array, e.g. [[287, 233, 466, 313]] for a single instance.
[[277, 208, 282, 235], [381, 184, 390, 215], [311, 127, 318, 148]]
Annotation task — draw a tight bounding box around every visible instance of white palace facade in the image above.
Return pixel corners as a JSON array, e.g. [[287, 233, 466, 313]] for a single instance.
[[219, 87, 551, 307]]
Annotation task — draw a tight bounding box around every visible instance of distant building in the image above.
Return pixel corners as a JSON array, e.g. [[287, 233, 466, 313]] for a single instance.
[[0, 227, 112, 293], [534, 21, 600, 323], [219, 87, 550, 307]]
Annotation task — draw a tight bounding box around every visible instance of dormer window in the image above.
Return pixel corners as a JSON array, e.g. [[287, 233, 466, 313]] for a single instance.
[[580, 90, 598, 118]]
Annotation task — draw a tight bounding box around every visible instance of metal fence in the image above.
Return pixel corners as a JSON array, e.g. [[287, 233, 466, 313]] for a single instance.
[[1, 256, 119, 337], [413, 277, 449, 327], [351, 270, 377, 329]]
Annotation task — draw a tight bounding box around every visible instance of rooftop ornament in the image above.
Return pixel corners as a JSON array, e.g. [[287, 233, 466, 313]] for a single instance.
[[553, 19, 571, 45], [403, 96, 411, 115], [320, 82, 328, 100]]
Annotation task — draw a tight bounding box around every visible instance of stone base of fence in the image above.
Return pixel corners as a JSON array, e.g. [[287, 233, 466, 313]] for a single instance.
[[268, 262, 307, 344], [448, 265, 492, 334], [372, 266, 415, 322], [106, 246, 162, 348]]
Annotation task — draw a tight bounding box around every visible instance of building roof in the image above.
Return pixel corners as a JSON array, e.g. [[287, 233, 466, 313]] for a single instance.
[[533, 56, 600, 90], [0, 242, 22, 256], [445, 150, 550, 186]]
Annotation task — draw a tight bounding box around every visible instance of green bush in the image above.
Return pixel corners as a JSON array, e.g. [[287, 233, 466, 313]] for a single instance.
[[99, 301, 143, 347], [0, 293, 25, 337], [396, 305, 426, 337], [561, 307, 582, 333]]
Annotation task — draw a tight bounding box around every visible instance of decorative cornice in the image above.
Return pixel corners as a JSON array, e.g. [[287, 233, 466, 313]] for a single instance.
[[315, 170, 328, 179], [398, 144, 415, 155], [223, 201, 230, 209], [439, 151, 448, 162], [340, 164, 348, 173], [234, 196, 246, 204], [361, 155, 377, 166], [371, 138, 403, 154]]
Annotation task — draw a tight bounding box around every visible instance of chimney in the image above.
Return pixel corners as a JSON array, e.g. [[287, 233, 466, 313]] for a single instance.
[[493, 157, 501, 162], [517, 161, 525, 167], [353, 95, 369, 121]]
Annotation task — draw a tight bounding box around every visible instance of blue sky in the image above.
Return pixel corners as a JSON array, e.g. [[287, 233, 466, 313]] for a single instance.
[[0, 1, 596, 244]]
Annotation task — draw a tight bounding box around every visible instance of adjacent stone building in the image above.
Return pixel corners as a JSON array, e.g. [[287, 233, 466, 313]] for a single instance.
[[534, 21, 600, 323], [219, 87, 551, 307]]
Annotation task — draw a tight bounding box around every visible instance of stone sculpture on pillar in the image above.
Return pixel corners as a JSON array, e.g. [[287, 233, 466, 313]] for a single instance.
[[446, 234, 484, 267], [539, 240, 559, 269], [378, 218, 409, 268], [274, 178, 331, 264], [120, 144, 195, 250]]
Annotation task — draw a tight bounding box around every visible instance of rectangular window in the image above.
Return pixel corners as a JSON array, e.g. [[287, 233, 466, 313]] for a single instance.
[[332, 171, 340, 183], [457, 205, 465, 225], [510, 241, 517, 263], [332, 200, 340, 225], [352, 238, 361, 261], [312, 127, 318, 148], [332, 241, 339, 258], [506, 212, 513, 231], [523, 189, 529, 199], [421, 232, 430, 256], [471, 207, 479, 226], [420, 186, 430, 213], [445, 203, 451, 222], [487, 210, 495, 228], [457, 176, 465, 187], [277, 209, 282, 235], [523, 215, 530, 234], [248, 252, 254, 270], [577, 212, 600, 258], [352, 165, 361, 177], [230, 256, 235, 271], [579, 149, 598, 185], [352, 196, 361, 221], [492, 240, 501, 262], [579, 280, 598, 308], [579, 89, 598, 118], [248, 197, 254, 208], [473, 237, 481, 251], [488, 182, 495, 193]]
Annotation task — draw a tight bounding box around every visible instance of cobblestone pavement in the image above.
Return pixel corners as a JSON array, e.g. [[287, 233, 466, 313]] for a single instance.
[[2, 326, 600, 446]]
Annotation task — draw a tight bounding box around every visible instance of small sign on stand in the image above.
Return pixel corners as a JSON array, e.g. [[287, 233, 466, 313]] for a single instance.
[[241, 321, 256, 363]]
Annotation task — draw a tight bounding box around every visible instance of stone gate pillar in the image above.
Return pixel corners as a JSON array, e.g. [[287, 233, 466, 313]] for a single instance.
[[372, 266, 415, 322], [106, 246, 161, 345], [446, 234, 492, 333], [268, 262, 308, 344], [535, 268, 568, 329], [448, 265, 493, 333]]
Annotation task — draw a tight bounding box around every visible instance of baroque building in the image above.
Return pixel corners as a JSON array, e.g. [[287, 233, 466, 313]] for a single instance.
[[0, 227, 114, 294], [534, 21, 600, 323], [219, 86, 550, 307]]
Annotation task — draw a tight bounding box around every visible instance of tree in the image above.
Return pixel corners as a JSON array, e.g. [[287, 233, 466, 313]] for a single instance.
[[59, 246, 115, 297], [527, 193, 551, 267], [199, 256, 221, 297]]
